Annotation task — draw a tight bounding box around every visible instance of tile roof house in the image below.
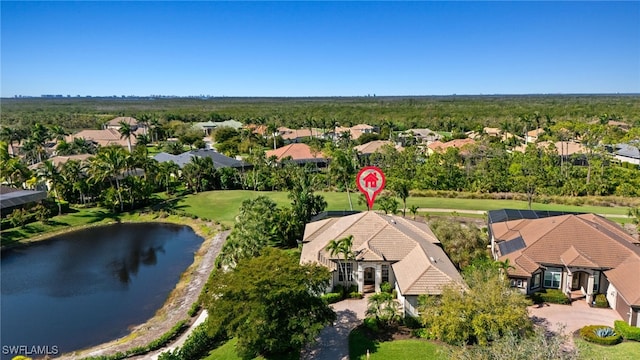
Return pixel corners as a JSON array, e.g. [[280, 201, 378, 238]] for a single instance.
[[300, 211, 465, 316], [354, 140, 403, 156], [398, 128, 442, 146], [488, 209, 640, 326], [526, 128, 545, 143], [329, 124, 376, 141], [153, 149, 250, 169], [277, 127, 316, 143], [66, 128, 144, 149], [427, 138, 476, 154], [265, 143, 328, 166], [104, 117, 140, 130]]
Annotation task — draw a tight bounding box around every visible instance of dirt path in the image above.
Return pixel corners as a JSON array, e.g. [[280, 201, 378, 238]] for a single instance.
[[57, 229, 229, 360]]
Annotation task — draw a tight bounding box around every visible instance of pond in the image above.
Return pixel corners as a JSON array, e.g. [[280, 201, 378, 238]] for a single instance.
[[0, 223, 203, 359]]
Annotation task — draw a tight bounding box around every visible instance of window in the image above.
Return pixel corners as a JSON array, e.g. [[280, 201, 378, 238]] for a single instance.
[[543, 269, 562, 289], [517, 279, 523, 288], [381, 265, 389, 283], [593, 272, 600, 292], [338, 262, 353, 282], [531, 272, 541, 290]]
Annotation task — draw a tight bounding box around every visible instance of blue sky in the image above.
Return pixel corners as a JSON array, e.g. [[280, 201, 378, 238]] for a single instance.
[[1, 1, 639, 97]]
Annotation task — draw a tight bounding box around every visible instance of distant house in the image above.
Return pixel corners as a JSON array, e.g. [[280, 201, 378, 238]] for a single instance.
[[300, 211, 465, 316], [104, 117, 140, 131], [488, 209, 640, 326], [28, 154, 93, 171], [193, 120, 243, 135], [613, 143, 640, 166], [399, 128, 442, 146], [277, 127, 316, 143], [354, 140, 403, 157], [153, 149, 250, 169], [328, 124, 376, 141], [265, 143, 328, 166], [427, 138, 475, 155], [0, 186, 47, 217], [526, 128, 545, 143], [66, 128, 144, 149]]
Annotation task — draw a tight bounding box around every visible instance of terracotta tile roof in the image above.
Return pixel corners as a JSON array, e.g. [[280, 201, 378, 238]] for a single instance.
[[265, 143, 325, 161], [29, 154, 93, 170], [428, 138, 475, 153], [514, 141, 587, 155], [605, 256, 640, 306], [66, 129, 139, 148], [300, 212, 463, 296], [526, 128, 545, 137], [491, 214, 640, 277], [354, 140, 403, 155], [106, 117, 138, 127], [280, 128, 314, 141]]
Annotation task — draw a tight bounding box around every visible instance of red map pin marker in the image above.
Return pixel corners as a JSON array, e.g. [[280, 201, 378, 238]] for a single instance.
[[356, 166, 386, 210]]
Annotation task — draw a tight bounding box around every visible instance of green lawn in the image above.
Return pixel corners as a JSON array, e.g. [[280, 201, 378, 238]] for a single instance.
[[349, 328, 447, 360], [177, 190, 631, 227], [576, 339, 640, 360], [203, 338, 298, 360]]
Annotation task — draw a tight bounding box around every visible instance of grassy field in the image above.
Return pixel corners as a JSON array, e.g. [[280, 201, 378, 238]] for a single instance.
[[349, 328, 447, 360], [177, 190, 632, 227], [576, 339, 640, 360], [203, 338, 299, 360], [2, 190, 633, 244]]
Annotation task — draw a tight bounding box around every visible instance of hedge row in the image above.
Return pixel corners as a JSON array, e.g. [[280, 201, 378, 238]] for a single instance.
[[158, 323, 222, 360], [579, 325, 622, 346], [614, 320, 640, 342], [530, 289, 570, 305], [408, 190, 640, 207], [80, 319, 188, 360]]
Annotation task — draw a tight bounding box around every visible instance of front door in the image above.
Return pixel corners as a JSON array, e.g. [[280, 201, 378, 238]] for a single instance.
[[571, 273, 580, 290], [364, 267, 375, 285]]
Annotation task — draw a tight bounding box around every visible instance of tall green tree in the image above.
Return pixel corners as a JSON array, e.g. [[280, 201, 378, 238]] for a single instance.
[[90, 146, 128, 212], [419, 265, 531, 346], [118, 120, 134, 153], [203, 248, 336, 359], [37, 160, 63, 215]]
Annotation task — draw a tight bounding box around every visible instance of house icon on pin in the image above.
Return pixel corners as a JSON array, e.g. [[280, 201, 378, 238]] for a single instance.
[[363, 172, 379, 188]]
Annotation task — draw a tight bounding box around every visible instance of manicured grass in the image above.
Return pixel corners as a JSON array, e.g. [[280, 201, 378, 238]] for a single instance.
[[177, 190, 631, 227], [203, 338, 244, 360], [203, 338, 298, 360], [576, 338, 640, 360], [349, 328, 447, 360]]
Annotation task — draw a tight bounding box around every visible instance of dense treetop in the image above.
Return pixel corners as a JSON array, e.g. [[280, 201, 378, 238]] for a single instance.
[[2, 95, 639, 131]]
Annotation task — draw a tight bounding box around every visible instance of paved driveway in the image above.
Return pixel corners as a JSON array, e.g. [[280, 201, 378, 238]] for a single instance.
[[528, 300, 622, 336], [301, 296, 368, 360]]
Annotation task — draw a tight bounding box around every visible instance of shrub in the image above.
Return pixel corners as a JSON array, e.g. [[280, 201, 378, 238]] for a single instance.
[[614, 320, 640, 341], [403, 315, 423, 329], [174, 323, 221, 360], [321, 292, 342, 304], [531, 289, 570, 305], [348, 291, 363, 299], [580, 325, 622, 345], [363, 317, 379, 332], [188, 302, 201, 317], [380, 281, 393, 294], [594, 294, 609, 308]]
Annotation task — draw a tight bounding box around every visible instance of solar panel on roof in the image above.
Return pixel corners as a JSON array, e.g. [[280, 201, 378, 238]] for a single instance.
[[497, 236, 527, 255]]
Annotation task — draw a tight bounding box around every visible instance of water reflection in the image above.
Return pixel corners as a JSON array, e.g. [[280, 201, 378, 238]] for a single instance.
[[109, 245, 164, 284]]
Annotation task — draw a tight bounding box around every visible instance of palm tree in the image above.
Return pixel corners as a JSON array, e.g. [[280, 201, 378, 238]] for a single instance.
[[37, 160, 63, 215], [330, 148, 357, 210], [267, 122, 278, 150], [409, 204, 419, 220], [118, 120, 134, 153], [61, 159, 89, 205], [325, 235, 354, 287], [392, 179, 410, 217], [90, 146, 128, 211]]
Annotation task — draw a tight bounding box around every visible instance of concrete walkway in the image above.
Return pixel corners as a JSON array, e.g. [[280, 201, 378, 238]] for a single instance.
[[145, 310, 208, 360], [528, 300, 622, 336], [301, 296, 368, 360]]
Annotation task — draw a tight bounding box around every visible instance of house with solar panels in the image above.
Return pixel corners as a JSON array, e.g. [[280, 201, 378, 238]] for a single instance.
[[488, 209, 640, 326]]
